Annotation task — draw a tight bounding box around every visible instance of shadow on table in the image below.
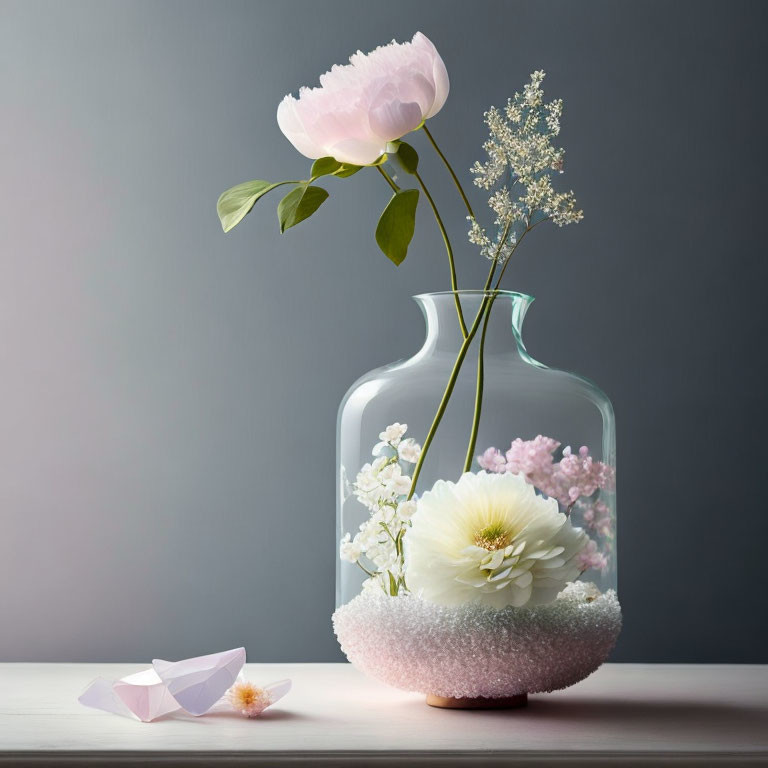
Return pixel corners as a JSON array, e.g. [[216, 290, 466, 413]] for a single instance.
[[499, 696, 768, 744], [171, 708, 308, 724]]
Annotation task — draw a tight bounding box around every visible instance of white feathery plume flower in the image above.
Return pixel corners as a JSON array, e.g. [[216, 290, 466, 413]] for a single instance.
[[468, 71, 583, 265], [405, 471, 590, 609]]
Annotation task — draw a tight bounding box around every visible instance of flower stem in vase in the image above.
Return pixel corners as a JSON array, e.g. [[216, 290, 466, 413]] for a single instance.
[[463, 292, 497, 471], [407, 295, 491, 499]]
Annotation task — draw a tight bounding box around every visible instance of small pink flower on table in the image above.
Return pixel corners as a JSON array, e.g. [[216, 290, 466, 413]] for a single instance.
[[228, 679, 292, 718]]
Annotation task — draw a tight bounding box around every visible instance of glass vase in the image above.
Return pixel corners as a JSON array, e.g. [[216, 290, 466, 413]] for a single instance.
[[333, 290, 620, 706]]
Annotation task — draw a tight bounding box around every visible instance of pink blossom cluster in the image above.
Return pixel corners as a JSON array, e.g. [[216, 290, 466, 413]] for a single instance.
[[578, 500, 613, 538], [575, 540, 609, 573], [477, 435, 615, 508]]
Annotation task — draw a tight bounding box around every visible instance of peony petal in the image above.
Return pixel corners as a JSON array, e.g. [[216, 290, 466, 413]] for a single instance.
[[327, 137, 386, 165], [368, 98, 423, 143], [395, 71, 436, 118], [276, 96, 325, 159], [412, 32, 449, 117]]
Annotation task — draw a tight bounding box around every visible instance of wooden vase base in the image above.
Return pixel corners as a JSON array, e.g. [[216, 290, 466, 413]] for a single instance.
[[426, 692, 528, 709]]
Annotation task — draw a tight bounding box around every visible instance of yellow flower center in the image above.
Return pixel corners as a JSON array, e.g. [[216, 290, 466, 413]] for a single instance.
[[473, 522, 511, 551], [231, 682, 269, 711]]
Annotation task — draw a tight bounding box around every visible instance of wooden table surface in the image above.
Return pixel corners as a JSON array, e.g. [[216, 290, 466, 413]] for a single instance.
[[0, 663, 766, 766]]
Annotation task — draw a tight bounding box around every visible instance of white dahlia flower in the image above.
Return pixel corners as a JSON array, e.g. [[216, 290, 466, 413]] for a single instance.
[[405, 471, 589, 609]]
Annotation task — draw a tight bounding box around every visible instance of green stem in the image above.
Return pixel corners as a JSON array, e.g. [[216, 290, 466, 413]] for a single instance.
[[355, 560, 376, 579], [407, 245, 501, 496], [421, 124, 475, 219], [376, 165, 400, 192], [483, 259, 498, 291], [407, 295, 491, 500], [463, 292, 497, 471], [461, 217, 517, 472], [413, 169, 468, 338], [463, 219, 550, 469], [493, 216, 550, 291]]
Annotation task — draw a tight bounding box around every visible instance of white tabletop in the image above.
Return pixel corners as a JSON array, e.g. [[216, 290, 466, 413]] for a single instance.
[[0, 663, 766, 766]]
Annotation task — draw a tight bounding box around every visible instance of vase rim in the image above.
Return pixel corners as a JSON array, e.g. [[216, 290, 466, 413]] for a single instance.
[[413, 289, 535, 302]]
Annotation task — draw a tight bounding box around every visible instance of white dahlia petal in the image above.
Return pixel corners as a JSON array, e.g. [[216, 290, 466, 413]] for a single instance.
[[405, 471, 590, 609]]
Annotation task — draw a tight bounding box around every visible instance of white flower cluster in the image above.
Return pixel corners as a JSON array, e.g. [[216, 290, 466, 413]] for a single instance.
[[339, 423, 421, 596], [468, 71, 583, 263]]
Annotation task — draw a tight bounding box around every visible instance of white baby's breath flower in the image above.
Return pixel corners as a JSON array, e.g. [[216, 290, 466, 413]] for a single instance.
[[397, 438, 421, 463], [379, 422, 408, 445], [339, 533, 362, 563], [341, 421, 417, 596], [405, 471, 589, 609], [379, 463, 411, 496], [372, 441, 393, 457], [396, 500, 418, 522]]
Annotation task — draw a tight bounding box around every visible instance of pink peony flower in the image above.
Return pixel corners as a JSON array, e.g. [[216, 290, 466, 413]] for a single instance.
[[277, 32, 449, 165]]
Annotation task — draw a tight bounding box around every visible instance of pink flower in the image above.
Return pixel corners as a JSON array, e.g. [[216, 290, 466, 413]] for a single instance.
[[227, 679, 292, 718], [575, 540, 608, 573], [277, 32, 449, 165], [477, 435, 615, 508], [478, 446, 507, 472], [577, 500, 613, 537]]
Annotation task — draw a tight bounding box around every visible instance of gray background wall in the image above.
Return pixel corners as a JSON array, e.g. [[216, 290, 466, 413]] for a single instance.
[[1, 0, 766, 663]]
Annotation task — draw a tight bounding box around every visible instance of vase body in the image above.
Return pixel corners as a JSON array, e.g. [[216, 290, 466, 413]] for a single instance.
[[333, 290, 619, 700]]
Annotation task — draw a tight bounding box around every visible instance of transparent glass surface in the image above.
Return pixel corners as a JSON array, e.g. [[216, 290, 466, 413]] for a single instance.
[[336, 290, 616, 607]]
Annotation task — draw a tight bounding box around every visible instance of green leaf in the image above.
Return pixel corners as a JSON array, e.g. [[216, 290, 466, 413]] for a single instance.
[[217, 180, 292, 233], [375, 188, 419, 265], [311, 157, 342, 178], [333, 163, 362, 178], [396, 141, 419, 175], [387, 570, 398, 596], [277, 184, 329, 233]]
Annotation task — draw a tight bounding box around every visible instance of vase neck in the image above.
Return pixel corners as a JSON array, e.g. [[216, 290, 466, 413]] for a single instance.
[[413, 291, 534, 356]]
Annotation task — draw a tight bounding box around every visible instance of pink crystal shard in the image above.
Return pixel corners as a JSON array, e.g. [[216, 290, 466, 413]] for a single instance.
[[78, 677, 136, 719], [113, 669, 181, 722], [79, 670, 181, 722], [153, 647, 245, 716]]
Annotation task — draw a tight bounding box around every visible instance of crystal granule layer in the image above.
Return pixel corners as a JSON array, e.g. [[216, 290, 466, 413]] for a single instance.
[[332, 582, 621, 699]]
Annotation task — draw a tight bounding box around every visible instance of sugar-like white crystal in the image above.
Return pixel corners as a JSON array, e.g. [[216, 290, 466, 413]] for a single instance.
[[333, 583, 621, 699]]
